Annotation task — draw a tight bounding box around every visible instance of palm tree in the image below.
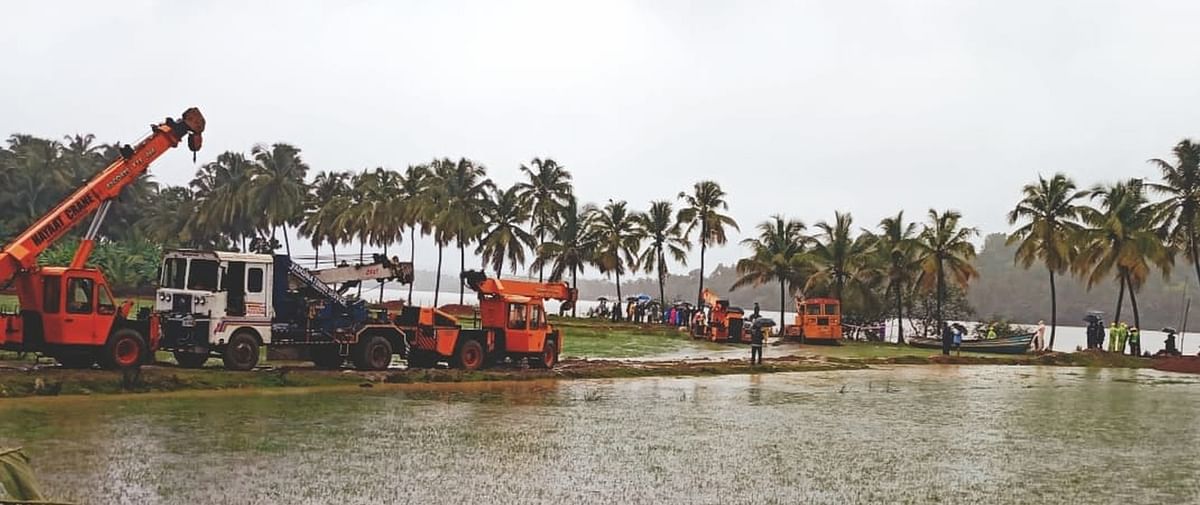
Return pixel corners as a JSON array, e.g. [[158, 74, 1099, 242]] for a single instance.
[[532, 196, 593, 316], [677, 181, 739, 307], [1076, 179, 1173, 330], [1150, 140, 1200, 289], [914, 209, 979, 331], [250, 143, 310, 255], [805, 212, 873, 301], [190, 151, 257, 250], [732, 215, 810, 325], [399, 164, 432, 304], [634, 201, 690, 307], [1007, 173, 1087, 351], [588, 200, 644, 311], [431, 158, 493, 304], [477, 185, 537, 276], [514, 158, 573, 282], [875, 212, 920, 344], [300, 171, 350, 267]]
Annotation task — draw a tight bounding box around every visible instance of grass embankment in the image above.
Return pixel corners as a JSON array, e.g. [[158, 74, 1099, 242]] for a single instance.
[[554, 318, 725, 358]]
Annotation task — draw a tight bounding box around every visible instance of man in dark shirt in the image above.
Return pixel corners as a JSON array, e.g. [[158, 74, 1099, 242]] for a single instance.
[[941, 322, 953, 356], [750, 322, 765, 365]]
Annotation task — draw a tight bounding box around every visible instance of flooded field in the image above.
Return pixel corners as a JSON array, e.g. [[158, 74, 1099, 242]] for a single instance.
[[0, 366, 1197, 504]]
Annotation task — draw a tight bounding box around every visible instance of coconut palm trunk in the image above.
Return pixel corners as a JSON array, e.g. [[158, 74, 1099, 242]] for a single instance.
[[408, 224, 417, 304], [283, 225, 291, 255], [379, 243, 388, 303], [936, 260, 945, 332], [459, 240, 466, 305], [1114, 273, 1126, 323], [696, 221, 707, 306], [615, 269, 623, 321], [357, 240, 365, 298], [434, 244, 444, 307], [1048, 267, 1057, 351], [658, 251, 667, 308], [313, 244, 320, 268], [1127, 273, 1142, 331], [894, 283, 905, 344], [571, 266, 578, 318], [778, 280, 786, 328]]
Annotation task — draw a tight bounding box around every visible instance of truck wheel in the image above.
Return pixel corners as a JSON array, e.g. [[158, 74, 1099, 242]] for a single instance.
[[453, 339, 485, 371], [311, 346, 344, 370], [100, 329, 146, 369], [173, 351, 209, 369], [222, 331, 260, 371], [56, 352, 96, 369], [531, 340, 558, 369], [406, 350, 438, 369], [353, 335, 393, 371]]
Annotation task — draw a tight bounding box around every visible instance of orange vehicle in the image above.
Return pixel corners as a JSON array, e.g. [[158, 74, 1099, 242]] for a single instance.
[[398, 270, 577, 370], [0, 108, 205, 368], [783, 297, 843, 343], [691, 289, 747, 342]]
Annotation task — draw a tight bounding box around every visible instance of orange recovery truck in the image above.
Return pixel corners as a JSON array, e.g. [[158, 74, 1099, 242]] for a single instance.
[[690, 288, 747, 342], [782, 296, 843, 343], [397, 270, 577, 370], [0, 108, 205, 368]]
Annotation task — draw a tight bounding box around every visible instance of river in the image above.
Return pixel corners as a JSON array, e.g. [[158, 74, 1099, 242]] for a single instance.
[[0, 366, 1197, 504]]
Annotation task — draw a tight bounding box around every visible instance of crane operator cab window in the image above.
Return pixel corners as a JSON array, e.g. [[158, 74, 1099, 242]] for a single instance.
[[66, 278, 94, 314], [508, 303, 528, 330], [530, 305, 545, 330]]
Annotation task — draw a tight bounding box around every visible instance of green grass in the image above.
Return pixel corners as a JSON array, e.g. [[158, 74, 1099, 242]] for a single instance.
[[554, 318, 724, 358]]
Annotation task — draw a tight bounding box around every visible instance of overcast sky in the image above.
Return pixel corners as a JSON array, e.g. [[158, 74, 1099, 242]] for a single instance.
[[3, 1, 1200, 281]]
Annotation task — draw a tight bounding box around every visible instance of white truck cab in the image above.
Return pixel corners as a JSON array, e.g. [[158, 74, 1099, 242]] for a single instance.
[[156, 249, 276, 369]]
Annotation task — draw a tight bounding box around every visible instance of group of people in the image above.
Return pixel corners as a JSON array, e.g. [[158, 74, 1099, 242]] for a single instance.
[[1084, 318, 1143, 355]]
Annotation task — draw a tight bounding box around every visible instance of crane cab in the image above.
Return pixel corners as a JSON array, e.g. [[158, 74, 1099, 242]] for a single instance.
[[0, 267, 155, 368], [784, 297, 843, 343]]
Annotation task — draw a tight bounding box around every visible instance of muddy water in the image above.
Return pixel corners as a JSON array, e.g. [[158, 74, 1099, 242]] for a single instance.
[[0, 367, 1198, 505]]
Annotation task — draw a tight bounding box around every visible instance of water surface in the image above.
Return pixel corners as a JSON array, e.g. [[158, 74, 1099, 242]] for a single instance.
[[0, 366, 1197, 504]]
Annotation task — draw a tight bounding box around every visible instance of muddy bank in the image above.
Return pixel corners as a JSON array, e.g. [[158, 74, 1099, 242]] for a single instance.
[[0, 348, 1190, 399]]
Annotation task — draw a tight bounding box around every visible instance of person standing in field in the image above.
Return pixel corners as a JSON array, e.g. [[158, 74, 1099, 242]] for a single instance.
[[986, 324, 997, 340], [1108, 321, 1120, 352], [1128, 327, 1141, 356], [1034, 320, 1046, 352], [941, 322, 954, 355], [750, 321, 765, 365], [1117, 321, 1130, 354]]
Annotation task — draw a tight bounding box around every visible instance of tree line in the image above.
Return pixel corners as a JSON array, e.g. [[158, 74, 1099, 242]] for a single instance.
[[3, 131, 1198, 350]]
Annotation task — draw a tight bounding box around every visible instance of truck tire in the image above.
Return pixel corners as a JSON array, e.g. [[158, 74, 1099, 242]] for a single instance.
[[406, 350, 438, 369], [173, 351, 209, 369], [453, 339, 485, 371], [222, 331, 259, 371], [56, 352, 96, 369], [100, 329, 147, 370], [352, 335, 393, 371], [531, 340, 558, 369], [311, 346, 344, 370]]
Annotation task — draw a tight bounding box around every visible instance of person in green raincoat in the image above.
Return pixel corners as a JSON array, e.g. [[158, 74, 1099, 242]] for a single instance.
[[1128, 327, 1141, 356], [1108, 321, 1120, 352], [986, 324, 997, 339], [1117, 322, 1130, 354]]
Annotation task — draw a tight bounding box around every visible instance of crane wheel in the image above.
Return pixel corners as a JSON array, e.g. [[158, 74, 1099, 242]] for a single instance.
[[311, 346, 344, 370], [531, 340, 558, 369], [173, 351, 209, 369], [353, 335, 393, 371], [454, 339, 485, 371], [100, 329, 146, 369], [222, 331, 260, 371]]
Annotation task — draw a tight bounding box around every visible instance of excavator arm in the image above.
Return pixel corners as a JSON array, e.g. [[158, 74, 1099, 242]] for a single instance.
[[0, 108, 205, 283], [461, 270, 577, 311]]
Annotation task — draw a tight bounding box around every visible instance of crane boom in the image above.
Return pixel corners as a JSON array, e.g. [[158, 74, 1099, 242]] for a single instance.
[[0, 108, 205, 284], [461, 270, 577, 310]]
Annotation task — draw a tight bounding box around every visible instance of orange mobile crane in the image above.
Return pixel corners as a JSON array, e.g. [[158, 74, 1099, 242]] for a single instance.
[[0, 108, 205, 369], [398, 270, 577, 370]]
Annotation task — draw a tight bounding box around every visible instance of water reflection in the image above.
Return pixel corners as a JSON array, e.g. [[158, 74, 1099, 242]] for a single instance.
[[0, 367, 1196, 504]]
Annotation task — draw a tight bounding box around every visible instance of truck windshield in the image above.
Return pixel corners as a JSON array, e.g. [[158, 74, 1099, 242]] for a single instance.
[[188, 260, 220, 291], [162, 258, 187, 289]]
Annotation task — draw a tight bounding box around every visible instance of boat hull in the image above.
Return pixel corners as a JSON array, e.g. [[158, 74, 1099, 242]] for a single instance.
[[908, 333, 1033, 355]]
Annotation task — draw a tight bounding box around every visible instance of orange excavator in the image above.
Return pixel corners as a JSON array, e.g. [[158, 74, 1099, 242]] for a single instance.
[[397, 270, 577, 370], [0, 108, 205, 368]]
